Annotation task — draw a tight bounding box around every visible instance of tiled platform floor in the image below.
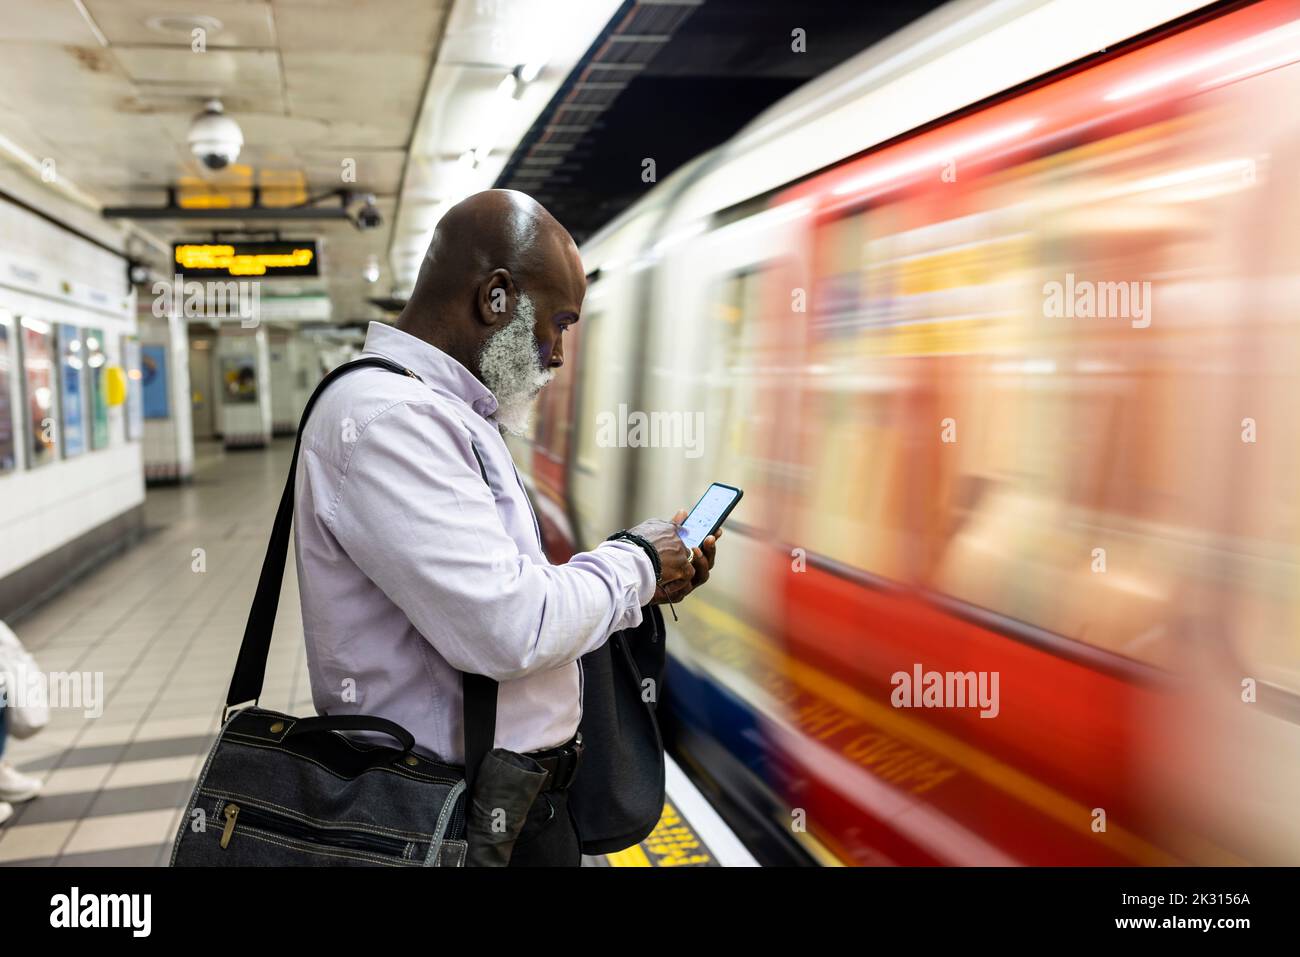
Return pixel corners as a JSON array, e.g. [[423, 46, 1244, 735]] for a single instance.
[[0, 440, 314, 866]]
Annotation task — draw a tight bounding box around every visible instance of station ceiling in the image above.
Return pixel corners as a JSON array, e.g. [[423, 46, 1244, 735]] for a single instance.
[[496, 0, 948, 243], [0, 0, 943, 325], [0, 0, 454, 324]]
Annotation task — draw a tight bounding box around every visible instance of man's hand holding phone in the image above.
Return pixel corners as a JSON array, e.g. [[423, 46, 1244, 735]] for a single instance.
[[660, 507, 721, 604], [623, 482, 738, 606], [622, 517, 694, 603], [624, 512, 722, 606], [618, 514, 722, 605]]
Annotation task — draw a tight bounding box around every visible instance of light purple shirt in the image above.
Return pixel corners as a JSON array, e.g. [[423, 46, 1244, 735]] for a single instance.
[[293, 321, 656, 762]]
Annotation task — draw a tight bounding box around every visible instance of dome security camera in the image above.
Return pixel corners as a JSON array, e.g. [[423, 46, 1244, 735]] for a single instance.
[[188, 99, 243, 171]]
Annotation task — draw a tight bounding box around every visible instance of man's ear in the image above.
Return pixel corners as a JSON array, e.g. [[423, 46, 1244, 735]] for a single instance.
[[476, 268, 514, 327]]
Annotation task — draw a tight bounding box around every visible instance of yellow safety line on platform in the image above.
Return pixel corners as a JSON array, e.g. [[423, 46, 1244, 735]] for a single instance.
[[605, 801, 715, 867], [605, 844, 652, 867]]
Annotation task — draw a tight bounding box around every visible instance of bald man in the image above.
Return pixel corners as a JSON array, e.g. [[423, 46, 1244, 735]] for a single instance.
[[292, 189, 719, 866]]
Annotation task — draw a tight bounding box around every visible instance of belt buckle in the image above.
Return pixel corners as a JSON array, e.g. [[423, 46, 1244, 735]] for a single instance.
[[551, 732, 583, 790]]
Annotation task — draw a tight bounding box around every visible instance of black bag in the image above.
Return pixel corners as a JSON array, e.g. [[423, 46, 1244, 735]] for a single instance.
[[571, 605, 668, 854], [169, 357, 515, 867], [169, 356, 668, 866]]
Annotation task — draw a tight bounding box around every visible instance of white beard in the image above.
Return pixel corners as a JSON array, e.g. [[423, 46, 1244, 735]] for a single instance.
[[477, 291, 555, 436]]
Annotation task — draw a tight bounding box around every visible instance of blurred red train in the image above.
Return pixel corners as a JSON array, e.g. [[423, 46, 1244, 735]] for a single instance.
[[508, 0, 1300, 864]]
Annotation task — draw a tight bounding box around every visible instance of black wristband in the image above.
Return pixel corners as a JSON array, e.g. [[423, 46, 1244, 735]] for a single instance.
[[605, 529, 662, 582]]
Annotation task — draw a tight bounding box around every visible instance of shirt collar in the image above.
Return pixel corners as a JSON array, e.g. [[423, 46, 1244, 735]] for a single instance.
[[361, 321, 499, 421]]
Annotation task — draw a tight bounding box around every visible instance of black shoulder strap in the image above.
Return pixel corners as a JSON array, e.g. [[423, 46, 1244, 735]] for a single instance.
[[463, 449, 498, 790], [224, 355, 499, 776]]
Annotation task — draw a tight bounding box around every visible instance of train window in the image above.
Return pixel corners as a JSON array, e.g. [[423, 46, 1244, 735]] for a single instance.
[[795, 200, 923, 584], [574, 305, 602, 474], [922, 120, 1248, 670], [558, 324, 577, 459], [797, 64, 1300, 691], [703, 269, 767, 521], [530, 305, 581, 465], [20, 317, 59, 468]]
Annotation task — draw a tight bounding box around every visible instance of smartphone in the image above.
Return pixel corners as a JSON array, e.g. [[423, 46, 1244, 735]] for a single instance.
[[677, 483, 743, 550]]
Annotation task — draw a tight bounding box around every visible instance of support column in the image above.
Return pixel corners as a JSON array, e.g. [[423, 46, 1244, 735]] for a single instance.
[[137, 301, 195, 484], [268, 330, 297, 436]]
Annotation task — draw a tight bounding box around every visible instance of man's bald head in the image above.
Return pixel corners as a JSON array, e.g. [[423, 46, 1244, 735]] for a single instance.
[[411, 189, 574, 303], [396, 189, 586, 430]]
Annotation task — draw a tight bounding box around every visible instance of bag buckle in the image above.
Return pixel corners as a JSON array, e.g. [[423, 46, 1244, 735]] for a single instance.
[[222, 699, 258, 725]]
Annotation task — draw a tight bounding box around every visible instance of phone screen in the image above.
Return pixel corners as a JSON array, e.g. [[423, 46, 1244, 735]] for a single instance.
[[677, 483, 742, 550]]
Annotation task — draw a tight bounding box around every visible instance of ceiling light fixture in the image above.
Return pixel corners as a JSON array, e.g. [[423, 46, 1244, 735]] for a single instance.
[[145, 13, 224, 37]]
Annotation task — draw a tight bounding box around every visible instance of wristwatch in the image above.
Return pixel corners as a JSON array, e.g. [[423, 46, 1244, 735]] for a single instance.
[[605, 530, 663, 582]]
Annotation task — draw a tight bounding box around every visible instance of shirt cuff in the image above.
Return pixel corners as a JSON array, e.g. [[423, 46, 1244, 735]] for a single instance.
[[598, 538, 657, 612]]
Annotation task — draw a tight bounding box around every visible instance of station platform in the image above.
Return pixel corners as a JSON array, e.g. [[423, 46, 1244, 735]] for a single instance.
[[0, 440, 749, 867], [585, 757, 756, 867]]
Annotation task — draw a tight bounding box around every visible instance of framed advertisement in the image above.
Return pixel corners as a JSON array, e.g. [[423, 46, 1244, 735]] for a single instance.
[[123, 336, 143, 440], [86, 328, 110, 450], [20, 316, 58, 467], [221, 355, 259, 404], [59, 324, 86, 457], [141, 343, 169, 420]]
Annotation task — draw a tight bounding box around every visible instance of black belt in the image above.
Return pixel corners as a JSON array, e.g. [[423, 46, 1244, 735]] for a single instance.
[[525, 732, 583, 792]]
